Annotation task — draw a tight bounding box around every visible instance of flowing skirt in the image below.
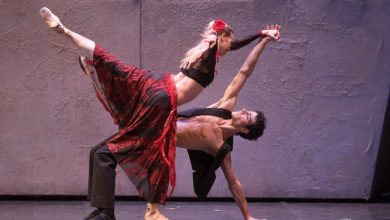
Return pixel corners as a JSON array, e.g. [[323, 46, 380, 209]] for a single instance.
[[80, 45, 177, 204]]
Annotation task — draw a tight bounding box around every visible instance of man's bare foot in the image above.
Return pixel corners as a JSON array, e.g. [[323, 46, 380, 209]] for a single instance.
[[39, 7, 64, 34]]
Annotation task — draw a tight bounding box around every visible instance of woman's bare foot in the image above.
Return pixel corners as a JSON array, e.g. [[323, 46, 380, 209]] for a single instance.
[[39, 7, 65, 34], [144, 203, 169, 220], [40, 7, 95, 54]]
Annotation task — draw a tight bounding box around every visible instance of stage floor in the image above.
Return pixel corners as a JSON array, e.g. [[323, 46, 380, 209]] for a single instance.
[[0, 200, 389, 220]]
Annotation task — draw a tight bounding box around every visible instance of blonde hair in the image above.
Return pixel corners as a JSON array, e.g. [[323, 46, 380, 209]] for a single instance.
[[180, 20, 233, 69]]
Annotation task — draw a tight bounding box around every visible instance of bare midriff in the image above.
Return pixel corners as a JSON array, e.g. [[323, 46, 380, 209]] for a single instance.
[[173, 72, 204, 106]]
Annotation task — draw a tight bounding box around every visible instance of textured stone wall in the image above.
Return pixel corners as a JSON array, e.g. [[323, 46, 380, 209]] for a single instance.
[[0, 0, 389, 199], [0, 0, 141, 195]]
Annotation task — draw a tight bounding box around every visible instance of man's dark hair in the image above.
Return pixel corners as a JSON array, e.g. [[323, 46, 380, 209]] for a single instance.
[[237, 111, 267, 141]]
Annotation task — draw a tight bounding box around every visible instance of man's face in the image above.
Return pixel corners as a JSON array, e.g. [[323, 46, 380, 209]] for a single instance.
[[232, 109, 257, 128]]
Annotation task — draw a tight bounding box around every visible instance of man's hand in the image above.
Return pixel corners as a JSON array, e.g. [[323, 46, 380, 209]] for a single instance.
[[247, 217, 267, 220], [260, 24, 282, 41]]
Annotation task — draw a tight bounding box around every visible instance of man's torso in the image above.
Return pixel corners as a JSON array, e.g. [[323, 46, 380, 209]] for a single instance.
[[176, 115, 226, 156]]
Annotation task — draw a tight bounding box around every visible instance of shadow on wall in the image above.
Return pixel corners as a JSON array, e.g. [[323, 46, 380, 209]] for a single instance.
[[370, 88, 390, 202]]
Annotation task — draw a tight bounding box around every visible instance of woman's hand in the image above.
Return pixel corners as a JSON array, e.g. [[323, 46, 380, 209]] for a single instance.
[[247, 217, 267, 220], [260, 24, 282, 41]]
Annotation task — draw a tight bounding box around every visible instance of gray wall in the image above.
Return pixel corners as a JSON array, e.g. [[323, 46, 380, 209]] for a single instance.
[[1, 0, 389, 199]]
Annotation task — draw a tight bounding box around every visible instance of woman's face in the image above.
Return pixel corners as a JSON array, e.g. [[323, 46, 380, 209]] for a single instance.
[[218, 33, 234, 56]]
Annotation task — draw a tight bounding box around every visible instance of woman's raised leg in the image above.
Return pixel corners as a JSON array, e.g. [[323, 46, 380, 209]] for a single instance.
[[40, 7, 95, 56]]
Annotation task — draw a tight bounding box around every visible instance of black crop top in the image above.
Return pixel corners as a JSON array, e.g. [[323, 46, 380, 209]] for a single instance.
[[181, 33, 261, 88]]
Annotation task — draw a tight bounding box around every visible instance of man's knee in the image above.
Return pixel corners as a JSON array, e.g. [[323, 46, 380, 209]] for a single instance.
[[94, 144, 117, 169], [91, 142, 102, 153], [90, 142, 104, 160]]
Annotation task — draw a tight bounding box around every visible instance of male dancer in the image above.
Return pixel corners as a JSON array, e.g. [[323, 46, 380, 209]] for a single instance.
[[39, 5, 280, 220], [87, 26, 281, 220], [176, 25, 280, 220]]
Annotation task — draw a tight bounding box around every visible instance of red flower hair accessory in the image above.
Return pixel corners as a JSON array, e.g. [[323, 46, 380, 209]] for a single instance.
[[212, 19, 226, 34]]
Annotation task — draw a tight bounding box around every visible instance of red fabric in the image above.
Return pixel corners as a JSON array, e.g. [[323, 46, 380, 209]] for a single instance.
[[87, 45, 177, 204]]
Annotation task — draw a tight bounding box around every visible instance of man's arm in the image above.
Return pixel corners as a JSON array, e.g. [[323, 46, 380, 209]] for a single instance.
[[208, 25, 281, 111], [221, 153, 253, 220], [208, 37, 271, 110]]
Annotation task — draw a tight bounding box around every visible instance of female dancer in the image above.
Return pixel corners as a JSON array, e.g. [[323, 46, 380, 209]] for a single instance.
[[40, 7, 279, 220]]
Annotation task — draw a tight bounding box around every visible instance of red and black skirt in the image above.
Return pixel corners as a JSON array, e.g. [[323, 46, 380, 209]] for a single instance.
[[82, 45, 177, 204]]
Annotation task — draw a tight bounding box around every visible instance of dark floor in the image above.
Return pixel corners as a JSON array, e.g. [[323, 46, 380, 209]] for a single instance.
[[0, 200, 389, 220]]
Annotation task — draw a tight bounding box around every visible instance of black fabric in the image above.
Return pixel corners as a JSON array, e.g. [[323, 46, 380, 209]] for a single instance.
[[181, 33, 260, 88], [87, 134, 162, 206], [188, 140, 233, 199], [178, 107, 234, 199], [178, 107, 232, 120], [181, 67, 215, 88], [181, 45, 218, 88], [84, 208, 116, 220], [88, 136, 118, 209], [230, 34, 261, 51]]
